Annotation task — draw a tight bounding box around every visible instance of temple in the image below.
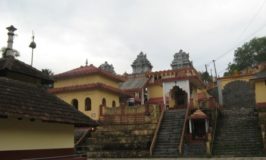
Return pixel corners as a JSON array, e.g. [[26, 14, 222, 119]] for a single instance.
[[1, 25, 266, 159]]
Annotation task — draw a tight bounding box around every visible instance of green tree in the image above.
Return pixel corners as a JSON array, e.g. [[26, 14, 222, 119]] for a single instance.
[[200, 71, 212, 82], [225, 37, 266, 76], [41, 69, 54, 78]]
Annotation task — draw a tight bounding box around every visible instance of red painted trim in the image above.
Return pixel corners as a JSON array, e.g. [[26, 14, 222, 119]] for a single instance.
[[49, 83, 130, 96], [218, 73, 254, 80], [148, 97, 164, 104], [257, 102, 266, 109], [54, 65, 124, 82], [146, 66, 196, 75], [0, 148, 75, 160]]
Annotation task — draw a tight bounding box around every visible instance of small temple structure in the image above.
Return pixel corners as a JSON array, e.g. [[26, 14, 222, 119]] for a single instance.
[[171, 49, 192, 70], [99, 61, 116, 74], [131, 51, 153, 74]]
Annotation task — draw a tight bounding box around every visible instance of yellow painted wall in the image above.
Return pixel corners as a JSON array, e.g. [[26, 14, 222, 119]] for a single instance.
[[56, 90, 119, 120], [148, 84, 163, 99], [255, 80, 266, 103], [0, 118, 74, 151], [54, 74, 119, 88], [191, 87, 199, 108], [219, 75, 253, 89]]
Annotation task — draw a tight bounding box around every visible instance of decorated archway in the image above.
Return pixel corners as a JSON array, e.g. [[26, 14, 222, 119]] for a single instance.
[[189, 109, 208, 140], [169, 86, 188, 108]]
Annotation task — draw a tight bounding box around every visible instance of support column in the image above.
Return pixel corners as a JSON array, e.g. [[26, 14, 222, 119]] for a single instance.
[[205, 119, 209, 133], [189, 119, 192, 133]]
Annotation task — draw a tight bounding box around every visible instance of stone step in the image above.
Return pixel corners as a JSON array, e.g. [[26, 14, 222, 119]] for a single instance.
[[152, 109, 185, 157], [183, 143, 206, 156], [212, 108, 263, 156], [91, 129, 154, 137], [87, 150, 149, 158]]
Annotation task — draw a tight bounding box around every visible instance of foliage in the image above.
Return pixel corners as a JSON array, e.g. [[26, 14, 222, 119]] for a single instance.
[[224, 37, 266, 76], [41, 69, 54, 78], [200, 71, 212, 82]]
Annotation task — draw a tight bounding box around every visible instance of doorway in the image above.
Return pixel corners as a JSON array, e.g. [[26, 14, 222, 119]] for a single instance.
[[170, 86, 187, 108]]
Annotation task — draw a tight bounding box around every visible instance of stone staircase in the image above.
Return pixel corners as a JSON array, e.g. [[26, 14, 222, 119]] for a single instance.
[[76, 123, 156, 158], [152, 109, 186, 157], [183, 143, 206, 157], [212, 108, 264, 156]]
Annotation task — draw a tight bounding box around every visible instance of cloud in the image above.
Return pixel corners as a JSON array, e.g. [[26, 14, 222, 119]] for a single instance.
[[1, 0, 266, 76]]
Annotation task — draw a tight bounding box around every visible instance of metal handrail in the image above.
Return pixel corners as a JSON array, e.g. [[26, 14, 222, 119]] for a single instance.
[[22, 154, 86, 160], [149, 108, 165, 156], [210, 105, 219, 154], [75, 129, 90, 146], [178, 104, 190, 155]]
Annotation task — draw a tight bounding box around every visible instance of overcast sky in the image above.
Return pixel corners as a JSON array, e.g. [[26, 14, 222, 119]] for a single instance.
[[1, 0, 266, 76]]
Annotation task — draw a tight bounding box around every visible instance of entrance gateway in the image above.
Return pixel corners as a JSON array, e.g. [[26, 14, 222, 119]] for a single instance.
[[162, 80, 190, 109], [170, 86, 188, 108]]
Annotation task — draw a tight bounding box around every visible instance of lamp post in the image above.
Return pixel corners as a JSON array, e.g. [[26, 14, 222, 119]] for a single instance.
[[29, 32, 36, 66]]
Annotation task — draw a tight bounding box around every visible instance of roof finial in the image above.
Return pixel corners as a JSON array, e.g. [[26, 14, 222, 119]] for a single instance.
[[6, 25, 17, 57], [85, 59, 88, 66], [29, 31, 36, 66]]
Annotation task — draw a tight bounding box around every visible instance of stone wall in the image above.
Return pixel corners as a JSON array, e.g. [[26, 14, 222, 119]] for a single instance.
[[222, 80, 255, 109], [99, 104, 161, 124]]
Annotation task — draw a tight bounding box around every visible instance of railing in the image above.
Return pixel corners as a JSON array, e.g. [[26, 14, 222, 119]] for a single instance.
[[209, 107, 219, 154], [75, 128, 90, 146], [23, 154, 86, 160], [149, 108, 165, 156], [99, 104, 160, 124], [178, 104, 190, 154], [100, 114, 146, 124]]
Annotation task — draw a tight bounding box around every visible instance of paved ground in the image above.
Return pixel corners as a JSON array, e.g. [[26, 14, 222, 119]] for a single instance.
[[89, 158, 266, 160]]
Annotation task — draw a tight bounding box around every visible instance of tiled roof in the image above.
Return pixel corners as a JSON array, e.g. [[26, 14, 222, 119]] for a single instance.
[[0, 77, 97, 127], [54, 64, 124, 82], [0, 57, 52, 82], [189, 109, 208, 119], [217, 73, 254, 80], [119, 77, 149, 90], [252, 71, 266, 80], [49, 82, 130, 96]]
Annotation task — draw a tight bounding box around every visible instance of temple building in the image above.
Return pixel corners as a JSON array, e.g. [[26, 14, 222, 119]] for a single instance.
[[120, 50, 204, 109], [119, 52, 152, 105], [146, 67, 205, 109], [48, 47, 265, 157], [0, 26, 97, 160], [49, 64, 129, 120], [252, 71, 266, 109]]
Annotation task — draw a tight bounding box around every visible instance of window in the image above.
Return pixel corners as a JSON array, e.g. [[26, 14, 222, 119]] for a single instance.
[[85, 97, 91, 111], [112, 100, 116, 108], [102, 98, 106, 106], [71, 99, 78, 110]]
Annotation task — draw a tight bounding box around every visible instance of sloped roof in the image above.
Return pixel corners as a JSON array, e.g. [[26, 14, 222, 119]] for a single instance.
[[190, 109, 208, 119], [0, 56, 52, 82], [54, 64, 124, 82], [251, 71, 266, 80], [119, 77, 149, 91], [49, 82, 130, 96], [0, 77, 97, 127]]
